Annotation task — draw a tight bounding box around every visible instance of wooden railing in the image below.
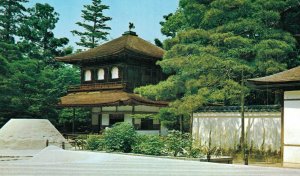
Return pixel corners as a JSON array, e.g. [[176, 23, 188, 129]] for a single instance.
[[68, 82, 127, 92]]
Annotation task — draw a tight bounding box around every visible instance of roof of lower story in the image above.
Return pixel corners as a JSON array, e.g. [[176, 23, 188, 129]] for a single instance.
[[247, 65, 300, 89], [58, 90, 168, 108], [56, 31, 165, 64]]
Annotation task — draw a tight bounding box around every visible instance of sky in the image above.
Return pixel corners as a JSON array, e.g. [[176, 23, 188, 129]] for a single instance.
[[27, 0, 179, 49]]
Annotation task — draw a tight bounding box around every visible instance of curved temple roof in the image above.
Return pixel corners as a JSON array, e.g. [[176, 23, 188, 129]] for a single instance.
[[56, 32, 165, 64], [58, 90, 168, 107]]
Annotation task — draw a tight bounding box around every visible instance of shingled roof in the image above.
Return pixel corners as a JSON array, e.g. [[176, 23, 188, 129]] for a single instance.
[[56, 32, 165, 64], [247, 66, 300, 88], [58, 90, 168, 107]]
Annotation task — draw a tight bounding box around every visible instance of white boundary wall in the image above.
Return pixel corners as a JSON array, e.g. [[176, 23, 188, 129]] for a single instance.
[[284, 91, 300, 167], [193, 111, 281, 151]]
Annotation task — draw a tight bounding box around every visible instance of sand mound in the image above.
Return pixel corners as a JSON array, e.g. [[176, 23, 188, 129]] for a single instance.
[[0, 119, 69, 150]]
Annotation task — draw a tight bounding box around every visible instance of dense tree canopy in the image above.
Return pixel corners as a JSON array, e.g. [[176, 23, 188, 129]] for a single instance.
[[0, 1, 81, 129], [0, 0, 28, 43], [18, 3, 69, 65], [136, 0, 300, 117]]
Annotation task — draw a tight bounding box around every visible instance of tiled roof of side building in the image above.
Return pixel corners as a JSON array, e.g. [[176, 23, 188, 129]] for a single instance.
[[248, 66, 300, 84], [56, 31, 165, 64], [195, 105, 281, 113]]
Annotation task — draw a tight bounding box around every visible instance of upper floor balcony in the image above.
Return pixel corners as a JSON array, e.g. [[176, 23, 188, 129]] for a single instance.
[[68, 82, 127, 93]]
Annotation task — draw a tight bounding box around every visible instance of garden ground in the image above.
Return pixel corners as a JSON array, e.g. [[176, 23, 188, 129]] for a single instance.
[[0, 146, 299, 176]]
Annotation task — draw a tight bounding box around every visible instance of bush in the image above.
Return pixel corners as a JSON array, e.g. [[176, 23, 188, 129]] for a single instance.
[[103, 122, 137, 153], [85, 135, 104, 150], [188, 147, 204, 158], [165, 130, 192, 157], [133, 134, 165, 156]]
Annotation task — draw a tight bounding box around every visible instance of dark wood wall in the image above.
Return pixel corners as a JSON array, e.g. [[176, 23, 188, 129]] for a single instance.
[[79, 53, 165, 92]]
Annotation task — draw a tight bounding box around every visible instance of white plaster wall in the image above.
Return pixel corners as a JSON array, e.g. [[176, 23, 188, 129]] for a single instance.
[[284, 91, 300, 165], [284, 90, 300, 99], [102, 114, 109, 126], [137, 130, 160, 135], [92, 107, 101, 113], [124, 114, 132, 124], [134, 118, 141, 125], [102, 107, 116, 112], [284, 100, 300, 144], [135, 105, 160, 112], [118, 106, 133, 112], [192, 112, 281, 150], [284, 146, 300, 163]]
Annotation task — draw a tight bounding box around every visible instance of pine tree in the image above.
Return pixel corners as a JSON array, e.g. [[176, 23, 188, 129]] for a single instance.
[[136, 0, 300, 114], [72, 0, 112, 48], [0, 0, 28, 43]]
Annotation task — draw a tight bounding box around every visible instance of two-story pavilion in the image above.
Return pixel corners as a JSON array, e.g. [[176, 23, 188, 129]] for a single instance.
[[56, 31, 168, 134]]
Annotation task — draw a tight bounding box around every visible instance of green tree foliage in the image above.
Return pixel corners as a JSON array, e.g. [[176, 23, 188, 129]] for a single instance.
[[0, 60, 80, 124], [0, 2, 82, 128], [72, 0, 112, 48], [165, 130, 192, 157], [0, 0, 28, 60], [133, 134, 165, 155], [136, 0, 300, 120], [18, 3, 69, 64], [58, 107, 91, 133], [154, 38, 163, 48], [0, 0, 28, 43], [85, 135, 104, 150], [103, 122, 137, 153], [0, 55, 8, 76]]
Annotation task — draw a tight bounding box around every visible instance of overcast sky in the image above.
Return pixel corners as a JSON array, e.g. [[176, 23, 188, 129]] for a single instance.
[[27, 0, 179, 49]]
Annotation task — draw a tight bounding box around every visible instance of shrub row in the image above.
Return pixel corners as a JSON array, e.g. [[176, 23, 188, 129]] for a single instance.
[[83, 122, 202, 157]]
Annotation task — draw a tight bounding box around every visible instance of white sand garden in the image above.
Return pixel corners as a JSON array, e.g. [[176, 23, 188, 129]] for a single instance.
[[0, 119, 300, 176]]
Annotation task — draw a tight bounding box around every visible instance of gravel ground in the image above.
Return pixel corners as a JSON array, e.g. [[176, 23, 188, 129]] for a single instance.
[[0, 146, 300, 176]]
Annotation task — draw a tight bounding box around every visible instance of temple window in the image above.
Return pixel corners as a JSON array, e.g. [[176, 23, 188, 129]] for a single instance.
[[111, 67, 119, 79], [84, 70, 92, 81], [97, 68, 105, 80]]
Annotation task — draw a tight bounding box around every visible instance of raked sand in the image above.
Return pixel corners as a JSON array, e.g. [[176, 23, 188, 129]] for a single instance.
[[1, 146, 300, 176]]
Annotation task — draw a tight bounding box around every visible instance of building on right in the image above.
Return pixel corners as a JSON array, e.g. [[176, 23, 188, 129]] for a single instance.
[[248, 66, 300, 168]]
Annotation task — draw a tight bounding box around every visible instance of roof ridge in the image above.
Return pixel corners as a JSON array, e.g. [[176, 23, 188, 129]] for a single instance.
[[123, 34, 131, 50], [56, 34, 165, 63]]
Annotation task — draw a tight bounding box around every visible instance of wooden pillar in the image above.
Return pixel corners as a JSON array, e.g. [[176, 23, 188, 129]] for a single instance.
[[280, 90, 284, 166], [72, 108, 75, 134]]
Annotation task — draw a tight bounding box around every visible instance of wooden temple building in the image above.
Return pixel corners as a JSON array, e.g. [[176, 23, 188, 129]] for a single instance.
[[56, 31, 168, 134], [248, 66, 300, 167]]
